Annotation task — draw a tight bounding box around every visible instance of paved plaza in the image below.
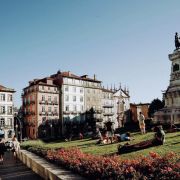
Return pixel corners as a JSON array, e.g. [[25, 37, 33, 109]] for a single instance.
[[0, 151, 42, 180]]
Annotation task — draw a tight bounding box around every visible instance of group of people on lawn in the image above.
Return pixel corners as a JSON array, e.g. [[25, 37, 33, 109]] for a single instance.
[[96, 112, 166, 153]]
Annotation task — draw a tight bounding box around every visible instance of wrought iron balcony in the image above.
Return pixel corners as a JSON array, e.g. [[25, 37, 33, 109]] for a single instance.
[[39, 100, 46, 104], [103, 112, 114, 116], [103, 104, 114, 108]]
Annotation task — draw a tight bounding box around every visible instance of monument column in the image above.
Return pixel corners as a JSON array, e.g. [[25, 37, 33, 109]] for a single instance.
[[154, 33, 180, 125]]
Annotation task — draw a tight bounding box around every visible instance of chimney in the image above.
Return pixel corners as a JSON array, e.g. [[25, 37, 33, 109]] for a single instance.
[[68, 71, 71, 76], [94, 74, 96, 80], [29, 81, 33, 85]]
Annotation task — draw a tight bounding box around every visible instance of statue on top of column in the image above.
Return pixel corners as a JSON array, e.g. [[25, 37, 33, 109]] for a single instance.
[[175, 32, 180, 50]]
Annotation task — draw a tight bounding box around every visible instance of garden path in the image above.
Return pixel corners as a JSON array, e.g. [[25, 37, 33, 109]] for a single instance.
[[0, 151, 42, 180]]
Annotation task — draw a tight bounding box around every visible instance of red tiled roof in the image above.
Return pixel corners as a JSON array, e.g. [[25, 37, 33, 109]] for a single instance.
[[51, 71, 101, 83], [0, 85, 6, 90], [0, 84, 15, 92]]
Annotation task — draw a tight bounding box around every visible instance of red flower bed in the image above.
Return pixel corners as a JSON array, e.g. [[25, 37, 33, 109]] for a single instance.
[[46, 148, 180, 179]]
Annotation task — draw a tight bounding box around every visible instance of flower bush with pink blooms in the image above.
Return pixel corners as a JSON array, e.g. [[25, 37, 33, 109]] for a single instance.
[[25, 146, 180, 179]]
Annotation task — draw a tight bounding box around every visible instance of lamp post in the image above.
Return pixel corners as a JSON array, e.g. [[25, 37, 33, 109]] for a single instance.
[[15, 124, 18, 137], [50, 124, 52, 138]]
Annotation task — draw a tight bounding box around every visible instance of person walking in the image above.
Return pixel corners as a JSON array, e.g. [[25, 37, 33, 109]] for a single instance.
[[12, 135, 20, 162], [0, 138, 6, 164], [138, 112, 146, 134]]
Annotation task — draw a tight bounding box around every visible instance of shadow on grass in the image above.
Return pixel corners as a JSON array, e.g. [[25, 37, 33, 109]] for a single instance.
[[166, 134, 180, 139], [171, 142, 180, 145], [76, 142, 97, 148]]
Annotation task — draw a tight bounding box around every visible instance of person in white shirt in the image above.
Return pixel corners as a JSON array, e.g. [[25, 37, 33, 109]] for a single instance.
[[138, 112, 146, 134], [12, 135, 20, 162]]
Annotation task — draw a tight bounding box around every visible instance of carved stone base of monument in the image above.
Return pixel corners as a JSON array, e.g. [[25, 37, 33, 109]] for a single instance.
[[154, 49, 180, 125]]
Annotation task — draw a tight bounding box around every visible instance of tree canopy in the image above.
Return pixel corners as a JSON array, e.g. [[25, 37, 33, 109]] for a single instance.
[[148, 98, 165, 117]]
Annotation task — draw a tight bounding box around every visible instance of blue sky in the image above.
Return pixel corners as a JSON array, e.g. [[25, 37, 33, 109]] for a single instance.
[[0, 0, 180, 107]]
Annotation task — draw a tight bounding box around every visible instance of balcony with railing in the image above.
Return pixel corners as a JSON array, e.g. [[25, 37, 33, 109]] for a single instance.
[[53, 112, 59, 116], [103, 112, 114, 116], [94, 109, 103, 114], [63, 111, 70, 114], [53, 101, 58, 105], [39, 100, 46, 104], [103, 104, 114, 108], [39, 111, 46, 116]]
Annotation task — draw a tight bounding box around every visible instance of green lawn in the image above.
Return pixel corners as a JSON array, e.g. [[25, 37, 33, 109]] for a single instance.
[[21, 131, 180, 159]]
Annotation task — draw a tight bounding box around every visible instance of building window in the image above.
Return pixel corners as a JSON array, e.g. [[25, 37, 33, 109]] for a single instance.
[[54, 107, 58, 113], [42, 95, 45, 101], [48, 87, 50, 90], [81, 105, 84, 111], [24, 98, 26, 104], [65, 105, 69, 111], [54, 96, 58, 103], [42, 86, 44, 90], [54, 87, 57, 91], [0, 106, 5, 114], [8, 130, 13, 138], [42, 106, 45, 112], [73, 96, 76, 102], [48, 96, 51, 102], [0, 94, 5, 101], [73, 105, 77, 111], [65, 95, 69, 101], [80, 88, 83, 93], [73, 86, 76, 92], [32, 95, 35, 101], [65, 86, 69, 92], [8, 94, 12, 101], [80, 96, 83, 102], [7, 118, 12, 126], [48, 107, 52, 112], [7, 106, 12, 115], [0, 118, 5, 127]]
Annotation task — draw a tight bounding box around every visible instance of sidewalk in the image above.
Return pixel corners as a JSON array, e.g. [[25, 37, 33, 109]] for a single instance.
[[0, 151, 42, 180]]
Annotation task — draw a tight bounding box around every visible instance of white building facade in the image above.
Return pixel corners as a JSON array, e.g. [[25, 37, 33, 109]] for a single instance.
[[0, 85, 15, 140], [62, 77, 85, 125]]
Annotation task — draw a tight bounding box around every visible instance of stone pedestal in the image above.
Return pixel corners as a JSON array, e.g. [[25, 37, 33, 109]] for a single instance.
[[154, 49, 180, 125]]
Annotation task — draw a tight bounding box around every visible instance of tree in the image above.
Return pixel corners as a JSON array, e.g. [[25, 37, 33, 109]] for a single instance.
[[148, 98, 165, 117]]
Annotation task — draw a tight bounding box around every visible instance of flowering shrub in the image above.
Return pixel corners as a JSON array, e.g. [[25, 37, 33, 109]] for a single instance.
[[45, 148, 179, 179]]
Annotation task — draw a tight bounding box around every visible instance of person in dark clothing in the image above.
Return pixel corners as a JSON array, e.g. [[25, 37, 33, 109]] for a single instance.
[[118, 126, 165, 154], [0, 138, 6, 164], [104, 120, 114, 143], [152, 125, 165, 145]]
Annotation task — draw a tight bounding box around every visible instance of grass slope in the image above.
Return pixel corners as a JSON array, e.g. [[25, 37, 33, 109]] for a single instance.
[[21, 131, 180, 159]]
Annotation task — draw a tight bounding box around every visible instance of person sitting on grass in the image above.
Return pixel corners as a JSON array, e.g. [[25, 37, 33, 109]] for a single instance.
[[96, 131, 108, 145], [118, 126, 165, 154]]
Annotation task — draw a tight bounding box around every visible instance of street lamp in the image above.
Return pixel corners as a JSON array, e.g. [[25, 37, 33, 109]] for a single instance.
[[50, 124, 53, 138], [15, 124, 18, 137]]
